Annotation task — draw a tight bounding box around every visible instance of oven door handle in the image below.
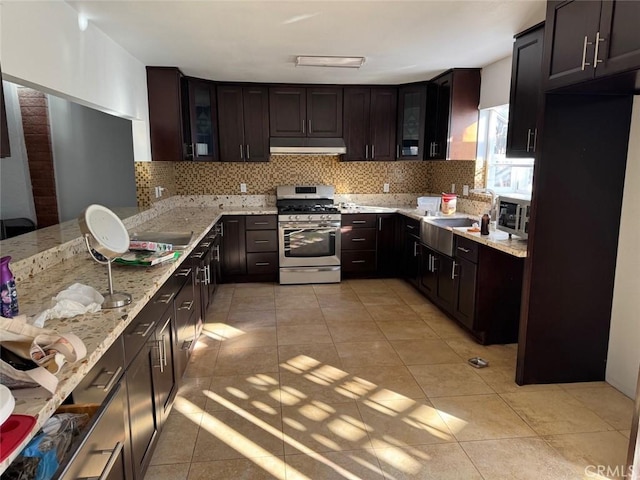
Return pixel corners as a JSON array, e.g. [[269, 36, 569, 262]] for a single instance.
[[279, 223, 340, 230]]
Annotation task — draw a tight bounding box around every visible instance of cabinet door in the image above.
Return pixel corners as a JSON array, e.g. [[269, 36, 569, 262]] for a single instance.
[[420, 247, 438, 297], [307, 87, 343, 137], [597, 0, 640, 77], [269, 87, 306, 137], [153, 313, 176, 425], [396, 85, 427, 160], [217, 85, 245, 162], [343, 87, 370, 161], [370, 88, 397, 161], [403, 234, 420, 289], [453, 257, 477, 330], [221, 216, 247, 276], [187, 79, 218, 162], [242, 86, 270, 162], [435, 253, 455, 313], [376, 214, 398, 277], [126, 344, 159, 480], [433, 74, 451, 160], [147, 67, 185, 161], [506, 25, 544, 157], [543, 0, 602, 90]]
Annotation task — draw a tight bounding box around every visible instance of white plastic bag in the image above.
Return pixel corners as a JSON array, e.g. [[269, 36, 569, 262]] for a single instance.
[[32, 283, 104, 327]]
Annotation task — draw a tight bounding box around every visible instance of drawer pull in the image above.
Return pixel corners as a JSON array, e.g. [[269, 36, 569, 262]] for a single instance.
[[155, 292, 175, 304], [351, 220, 367, 224], [351, 238, 366, 242], [457, 247, 471, 253], [77, 441, 124, 480], [254, 240, 270, 244], [200, 242, 212, 248], [352, 260, 366, 264], [174, 268, 192, 277], [90, 366, 123, 392], [253, 221, 269, 225], [133, 321, 156, 338], [178, 300, 194, 311], [255, 262, 271, 266], [406, 224, 416, 230], [190, 251, 205, 259]]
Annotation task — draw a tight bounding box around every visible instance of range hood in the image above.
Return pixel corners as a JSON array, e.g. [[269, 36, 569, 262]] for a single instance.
[[270, 137, 347, 155]]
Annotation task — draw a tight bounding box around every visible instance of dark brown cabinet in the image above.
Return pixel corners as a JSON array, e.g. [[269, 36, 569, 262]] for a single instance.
[[342, 213, 400, 276], [506, 24, 545, 158], [343, 87, 397, 161], [217, 85, 269, 162], [426, 69, 481, 161], [396, 85, 427, 160], [146, 67, 187, 161], [221, 216, 246, 278], [270, 86, 343, 137], [185, 78, 218, 162], [543, 0, 640, 90], [376, 214, 400, 276]]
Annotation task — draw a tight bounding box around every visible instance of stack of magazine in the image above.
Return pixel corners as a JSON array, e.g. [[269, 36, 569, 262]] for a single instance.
[[115, 240, 181, 266]]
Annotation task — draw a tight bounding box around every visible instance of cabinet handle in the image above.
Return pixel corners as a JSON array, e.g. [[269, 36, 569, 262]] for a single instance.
[[76, 441, 124, 480], [428, 254, 432, 272], [161, 334, 168, 367], [227, 220, 239, 223], [133, 321, 156, 338], [413, 241, 418, 257], [365, 144, 369, 159], [90, 366, 123, 391], [532, 128, 537, 153], [255, 262, 271, 266], [190, 251, 205, 259], [351, 238, 366, 242], [178, 300, 194, 311], [406, 224, 416, 230], [204, 265, 211, 285], [526, 129, 532, 152], [308, 119, 312, 133], [378, 217, 382, 231], [457, 246, 471, 253], [154, 339, 165, 372], [219, 222, 224, 236], [214, 245, 220, 261], [396, 145, 400, 158], [254, 239, 270, 244], [371, 144, 375, 160], [352, 220, 367, 224], [452, 261, 458, 280], [352, 260, 366, 264], [593, 31, 604, 68], [581, 36, 593, 70], [155, 292, 175, 304], [302, 120, 305, 134], [253, 221, 269, 225], [246, 144, 250, 160], [200, 242, 212, 248], [432, 255, 438, 272], [174, 268, 192, 277]]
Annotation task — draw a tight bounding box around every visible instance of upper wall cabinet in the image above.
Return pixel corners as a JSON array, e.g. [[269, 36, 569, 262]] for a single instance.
[[506, 24, 545, 158], [543, 0, 640, 91], [217, 85, 269, 162], [269, 86, 343, 137], [185, 78, 219, 162], [343, 87, 397, 161], [147, 67, 187, 161], [396, 85, 427, 160], [426, 69, 481, 161]]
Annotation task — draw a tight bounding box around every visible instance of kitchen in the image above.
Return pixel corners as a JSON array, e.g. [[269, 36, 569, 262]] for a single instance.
[[1, 1, 639, 479]]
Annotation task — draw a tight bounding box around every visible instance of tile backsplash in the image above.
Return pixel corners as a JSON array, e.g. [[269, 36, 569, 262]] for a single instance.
[[135, 156, 491, 213]]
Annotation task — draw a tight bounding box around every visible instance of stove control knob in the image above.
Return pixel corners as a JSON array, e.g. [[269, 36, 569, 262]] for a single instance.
[[293, 215, 299, 221], [308, 215, 313, 221]]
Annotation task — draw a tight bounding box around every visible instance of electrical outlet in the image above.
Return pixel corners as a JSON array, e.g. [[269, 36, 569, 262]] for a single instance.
[[154, 186, 165, 198], [383, 183, 390, 193], [240, 183, 247, 193], [451, 183, 456, 193], [463, 185, 469, 196]]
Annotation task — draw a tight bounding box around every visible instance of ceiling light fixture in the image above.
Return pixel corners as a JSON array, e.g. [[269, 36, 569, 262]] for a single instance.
[[295, 56, 365, 68]]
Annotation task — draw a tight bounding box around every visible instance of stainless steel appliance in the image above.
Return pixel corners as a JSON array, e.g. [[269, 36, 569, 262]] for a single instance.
[[277, 185, 341, 284], [497, 194, 531, 239]]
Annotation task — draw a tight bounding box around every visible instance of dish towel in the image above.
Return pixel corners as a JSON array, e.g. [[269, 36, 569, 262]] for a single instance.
[[32, 283, 104, 327]]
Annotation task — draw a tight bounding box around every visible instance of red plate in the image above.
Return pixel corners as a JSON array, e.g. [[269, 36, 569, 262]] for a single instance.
[[0, 414, 37, 462]]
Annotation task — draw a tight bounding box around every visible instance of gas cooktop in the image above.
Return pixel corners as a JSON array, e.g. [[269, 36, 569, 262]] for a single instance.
[[278, 204, 340, 214]]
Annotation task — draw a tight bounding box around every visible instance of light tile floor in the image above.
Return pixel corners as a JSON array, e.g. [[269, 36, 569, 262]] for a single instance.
[[145, 279, 634, 480]]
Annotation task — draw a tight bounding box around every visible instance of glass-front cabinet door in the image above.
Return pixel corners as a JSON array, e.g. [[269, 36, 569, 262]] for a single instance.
[[396, 85, 427, 160], [186, 79, 218, 162]]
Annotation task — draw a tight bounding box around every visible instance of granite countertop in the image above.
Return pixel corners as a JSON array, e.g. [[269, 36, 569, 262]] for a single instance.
[[1, 205, 276, 473], [452, 227, 528, 258]]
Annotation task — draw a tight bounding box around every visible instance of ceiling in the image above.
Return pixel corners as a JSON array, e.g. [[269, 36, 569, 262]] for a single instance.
[[67, 0, 546, 85]]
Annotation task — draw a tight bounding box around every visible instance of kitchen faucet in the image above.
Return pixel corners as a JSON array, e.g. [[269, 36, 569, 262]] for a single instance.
[[470, 188, 498, 221]]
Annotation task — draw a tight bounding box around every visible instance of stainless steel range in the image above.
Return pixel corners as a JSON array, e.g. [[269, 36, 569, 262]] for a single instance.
[[277, 185, 341, 284]]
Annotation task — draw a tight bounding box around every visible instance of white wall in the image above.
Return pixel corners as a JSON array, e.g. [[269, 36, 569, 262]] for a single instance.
[[479, 56, 513, 109], [0, 82, 36, 222], [0, 2, 151, 162], [606, 96, 640, 398]]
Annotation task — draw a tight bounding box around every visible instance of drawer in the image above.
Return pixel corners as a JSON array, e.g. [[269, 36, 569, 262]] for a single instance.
[[247, 252, 278, 274], [342, 250, 376, 273], [71, 337, 124, 405], [455, 236, 479, 263], [246, 215, 277, 230], [341, 227, 376, 250], [246, 230, 278, 252], [342, 214, 376, 228]]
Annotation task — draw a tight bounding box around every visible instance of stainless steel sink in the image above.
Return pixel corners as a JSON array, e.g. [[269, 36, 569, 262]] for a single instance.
[[420, 217, 475, 256], [129, 231, 194, 249]]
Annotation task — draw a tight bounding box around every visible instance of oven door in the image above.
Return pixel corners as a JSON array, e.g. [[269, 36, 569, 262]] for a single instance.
[[279, 221, 341, 267]]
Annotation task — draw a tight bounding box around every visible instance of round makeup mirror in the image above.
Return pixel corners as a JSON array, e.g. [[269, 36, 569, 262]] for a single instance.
[[78, 205, 132, 309]]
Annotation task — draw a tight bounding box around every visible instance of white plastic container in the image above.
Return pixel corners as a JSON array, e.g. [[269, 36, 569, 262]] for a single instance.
[[441, 193, 457, 215], [417, 196, 441, 215]]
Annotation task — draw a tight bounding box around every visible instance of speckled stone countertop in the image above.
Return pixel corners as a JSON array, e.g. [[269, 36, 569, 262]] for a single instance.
[[0, 206, 276, 473], [452, 227, 528, 258]]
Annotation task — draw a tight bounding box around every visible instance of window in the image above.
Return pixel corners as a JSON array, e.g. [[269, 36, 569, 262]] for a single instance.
[[477, 104, 534, 195]]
